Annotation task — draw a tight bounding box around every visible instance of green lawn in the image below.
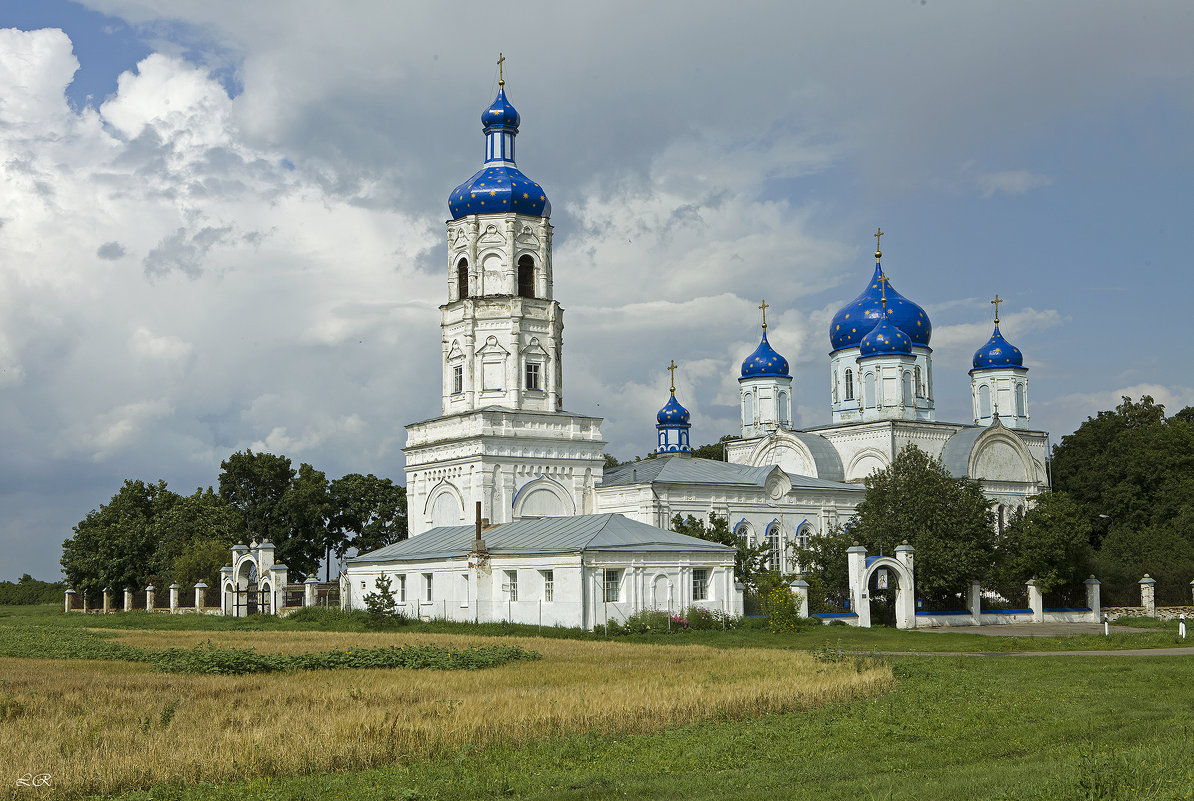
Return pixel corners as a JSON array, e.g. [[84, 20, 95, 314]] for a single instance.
[[8, 603, 1190, 653]]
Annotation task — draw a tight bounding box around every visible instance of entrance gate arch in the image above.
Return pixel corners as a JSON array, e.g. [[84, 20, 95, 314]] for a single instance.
[[221, 540, 289, 617], [846, 543, 916, 629]]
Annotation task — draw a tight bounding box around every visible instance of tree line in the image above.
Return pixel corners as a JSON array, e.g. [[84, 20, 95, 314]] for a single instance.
[[791, 396, 1194, 605], [60, 450, 407, 598]]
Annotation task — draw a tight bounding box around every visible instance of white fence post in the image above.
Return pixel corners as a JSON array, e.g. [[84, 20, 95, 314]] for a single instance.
[[102, 588, 112, 615], [169, 583, 180, 614], [1027, 579, 1043, 623], [1139, 574, 1156, 616], [124, 588, 133, 613], [790, 579, 810, 618], [194, 583, 207, 610], [968, 580, 982, 624], [64, 589, 75, 613], [145, 585, 155, 611], [1084, 575, 1101, 622]]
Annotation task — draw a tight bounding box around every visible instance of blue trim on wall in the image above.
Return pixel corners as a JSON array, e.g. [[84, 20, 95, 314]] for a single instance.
[[810, 612, 858, 619], [915, 610, 971, 616], [1044, 607, 1092, 612], [981, 608, 1032, 614]]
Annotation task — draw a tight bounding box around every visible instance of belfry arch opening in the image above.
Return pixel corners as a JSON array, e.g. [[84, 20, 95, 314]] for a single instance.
[[457, 258, 469, 300], [517, 255, 535, 299]]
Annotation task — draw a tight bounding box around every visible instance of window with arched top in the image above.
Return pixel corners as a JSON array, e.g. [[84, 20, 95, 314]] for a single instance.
[[767, 525, 781, 572], [863, 372, 876, 408], [743, 393, 754, 426], [915, 366, 924, 398], [456, 258, 469, 300], [978, 384, 992, 419], [517, 255, 535, 299], [844, 369, 854, 401], [902, 371, 913, 406], [1015, 384, 1025, 416]]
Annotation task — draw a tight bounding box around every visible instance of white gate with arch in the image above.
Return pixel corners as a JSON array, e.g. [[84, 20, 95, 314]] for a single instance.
[[846, 542, 916, 629]]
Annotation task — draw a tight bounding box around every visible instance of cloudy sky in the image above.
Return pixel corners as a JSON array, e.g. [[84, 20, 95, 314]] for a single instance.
[[1, 1, 1192, 580]]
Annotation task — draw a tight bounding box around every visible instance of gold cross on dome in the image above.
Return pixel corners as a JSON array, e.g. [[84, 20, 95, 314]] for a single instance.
[[497, 53, 506, 87], [991, 294, 1003, 324], [758, 299, 769, 330], [874, 227, 884, 258], [667, 359, 678, 394], [878, 274, 890, 311]]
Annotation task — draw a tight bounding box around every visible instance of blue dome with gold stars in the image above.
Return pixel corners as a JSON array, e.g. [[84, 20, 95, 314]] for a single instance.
[[448, 85, 551, 221], [830, 263, 931, 351], [657, 394, 691, 426], [859, 316, 913, 358], [481, 86, 520, 131], [972, 324, 1025, 370], [740, 331, 790, 380]]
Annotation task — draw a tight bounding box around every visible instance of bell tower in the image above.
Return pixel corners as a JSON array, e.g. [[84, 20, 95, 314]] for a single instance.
[[404, 63, 605, 536]]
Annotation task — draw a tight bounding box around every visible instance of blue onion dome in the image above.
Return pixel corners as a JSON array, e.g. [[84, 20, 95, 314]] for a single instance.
[[859, 316, 913, 358], [448, 85, 551, 221], [657, 394, 691, 426], [972, 324, 1025, 370], [740, 331, 791, 379], [481, 86, 520, 131], [830, 263, 932, 351]]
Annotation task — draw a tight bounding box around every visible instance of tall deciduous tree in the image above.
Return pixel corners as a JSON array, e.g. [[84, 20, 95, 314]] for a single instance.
[[1052, 395, 1194, 545], [150, 487, 246, 583], [328, 473, 407, 562], [218, 450, 295, 544], [849, 445, 995, 601], [277, 462, 331, 579], [993, 492, 1093, 592], [61, 479, 179, 598]]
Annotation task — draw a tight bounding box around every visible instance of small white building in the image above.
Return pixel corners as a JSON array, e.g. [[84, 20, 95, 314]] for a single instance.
[[342, 513, 737, 629]]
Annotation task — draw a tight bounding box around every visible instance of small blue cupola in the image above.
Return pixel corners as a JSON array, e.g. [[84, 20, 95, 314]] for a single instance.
[[972, 299, 1026, 372], [740, 301, 790, 380], [448, 61, 551, 220], [656, 361, 693, 455], [969, 295, 1031, 428], [858, 272, 912, 359]]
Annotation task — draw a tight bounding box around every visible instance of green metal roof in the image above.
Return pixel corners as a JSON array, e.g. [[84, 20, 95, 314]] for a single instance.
[[349, 513, 734, 564]]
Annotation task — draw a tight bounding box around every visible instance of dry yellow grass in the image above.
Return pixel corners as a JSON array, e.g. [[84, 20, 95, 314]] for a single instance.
[[1, 628, 891, 799]]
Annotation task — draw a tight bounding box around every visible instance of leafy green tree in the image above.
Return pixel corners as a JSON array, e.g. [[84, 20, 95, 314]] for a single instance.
[[849, 445, 995, 602], [790, 522, 854, 609], [602, 453, 623, 469], [328, 473, 407, 567], [1052, 396, 1194, 546], [218, 450, 295, 544], [690, 434, 738, 462], [671, 512, 770, 586], [171, 538, 233, 591], [149, 487, 246, 584], [993, 492, 1093, 592], [0, 575, 66, 605], [61, 479, 180, 598], [276, 462, 331, 580]]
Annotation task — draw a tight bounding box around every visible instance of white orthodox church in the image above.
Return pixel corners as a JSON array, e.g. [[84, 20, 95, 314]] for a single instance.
[[343, 73, 1049, 622]]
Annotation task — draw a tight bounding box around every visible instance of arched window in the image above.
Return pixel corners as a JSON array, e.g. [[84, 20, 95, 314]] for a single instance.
[[902, 371, 913, 406], [517, 255, 535, 299], [743, 393, 754, 427], [456, 258, 469, 300], [978, 384, 992, 419], [914, 366, 923, 398], [863, 372, 876, 408], [777, 391, 789, 426], [767, 525, 781, 572], [844, 369, 854, 401], [1015, 384, 1025, 416]]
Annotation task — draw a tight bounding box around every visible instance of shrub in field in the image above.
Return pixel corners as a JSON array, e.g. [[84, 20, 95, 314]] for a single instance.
[[765, 585, 802, 633], [682, 606, 741, 630], [611, 609, 675, 634], [363, 574, 407, 629], [147, 641, 541, 674]]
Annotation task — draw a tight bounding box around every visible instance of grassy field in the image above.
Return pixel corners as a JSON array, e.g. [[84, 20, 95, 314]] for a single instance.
[[2, 606, 1193, 800]]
